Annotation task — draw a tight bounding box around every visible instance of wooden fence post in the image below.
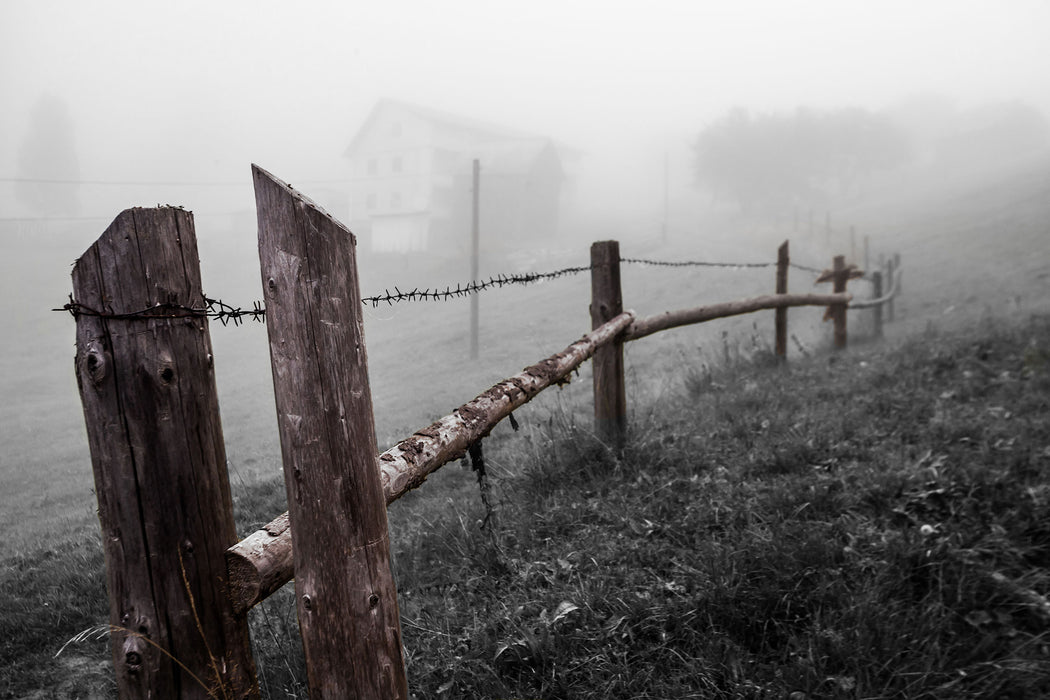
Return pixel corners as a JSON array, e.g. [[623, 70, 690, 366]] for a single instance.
[[72, 208, 258, 699], [886, 257, 896, 322], [590, 240, 626, 447], [775, 240, 789, 361], [871, 270, 884, 339], [832, 254, 848, 349], [253, 165, 408, 699]]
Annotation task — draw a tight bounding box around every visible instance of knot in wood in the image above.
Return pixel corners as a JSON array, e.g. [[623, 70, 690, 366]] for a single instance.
[[125, 650, 143, 670], [83, 349, 107, 384]]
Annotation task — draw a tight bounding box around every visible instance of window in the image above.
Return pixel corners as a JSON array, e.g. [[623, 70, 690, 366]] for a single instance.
[[390, 192, 401, 209], [392, 156, 403, 173], [366, 193, 376, 210], [391, 121, 402, 137], [367, 158, 378, 176]]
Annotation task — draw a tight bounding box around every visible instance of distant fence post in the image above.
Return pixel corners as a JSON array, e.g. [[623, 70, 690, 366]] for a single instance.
[[590, 240, 626, 447], [886, 257, 896, 322], [871, 270, 884, 339], [832, 254, 848, 349], [775, 240, 789, 361], [253, 165, 408, 699], [72, 208, 259, 699]]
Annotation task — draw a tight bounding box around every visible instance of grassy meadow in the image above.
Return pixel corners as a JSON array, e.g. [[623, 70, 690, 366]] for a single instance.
[[2, 156, 1049, 697]]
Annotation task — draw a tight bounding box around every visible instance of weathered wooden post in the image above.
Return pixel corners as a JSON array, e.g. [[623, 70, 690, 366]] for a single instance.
[[886, 256, 896, 322], [775, 240, 789, 361], [871, 270, 884, 339], [832, 254, 848, 349], [253, 165, 408, 699], [893, 252, 902, 299], [72, 207, 259, 699], [590, 240, 626, 447]]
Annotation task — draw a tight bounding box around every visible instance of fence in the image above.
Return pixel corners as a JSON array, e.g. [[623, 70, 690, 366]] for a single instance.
[[69, 165, 900, 699]]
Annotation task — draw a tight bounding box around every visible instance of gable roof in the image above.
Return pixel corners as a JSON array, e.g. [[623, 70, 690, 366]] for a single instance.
[[344, 99, 542, 159]]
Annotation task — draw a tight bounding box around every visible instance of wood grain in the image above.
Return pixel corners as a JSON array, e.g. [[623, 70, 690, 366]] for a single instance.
[[253, 165, 407, 699], [72, 207, 258, 699]]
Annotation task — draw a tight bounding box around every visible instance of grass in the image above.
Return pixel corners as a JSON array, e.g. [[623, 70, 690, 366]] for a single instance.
[[7, 310, 1048, 698]]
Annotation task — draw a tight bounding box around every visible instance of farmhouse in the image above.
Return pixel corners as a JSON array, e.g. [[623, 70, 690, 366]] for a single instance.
[[344, 99, 567, 255]]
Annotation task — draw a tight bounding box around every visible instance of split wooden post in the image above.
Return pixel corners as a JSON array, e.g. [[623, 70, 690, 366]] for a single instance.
[[253, 165, 408, 699], [775, 240, 789, 361], [590, 240, 626, 447], [871, 270, 884, 339], [832, 254, 848, 349], [72, 208, 258, 699]]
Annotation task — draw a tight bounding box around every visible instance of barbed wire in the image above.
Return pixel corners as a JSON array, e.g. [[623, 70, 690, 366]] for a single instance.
[[362, 264, 592, 306], [53, 254, 836, 322], [621, 257, 775, 269], [789, 262, 826, 274], [55, 296, 266, 326]]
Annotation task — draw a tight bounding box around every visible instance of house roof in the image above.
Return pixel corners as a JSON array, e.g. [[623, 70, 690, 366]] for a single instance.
[[474, 139, 563, 178], [344, 99, 574, 159]]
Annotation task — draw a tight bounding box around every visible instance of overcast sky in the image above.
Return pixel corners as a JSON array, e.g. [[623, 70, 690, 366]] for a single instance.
[[2, 0, 1049, 214]]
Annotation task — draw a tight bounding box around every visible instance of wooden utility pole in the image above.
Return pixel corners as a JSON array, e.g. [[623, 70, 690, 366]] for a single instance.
[[253, 165, 408, 699], [470, 158, 480, 359], [662, 151, 669, 243], [72, 208, 258, 699], [775, 240, 789, 361], [590, 240, 626, 447]]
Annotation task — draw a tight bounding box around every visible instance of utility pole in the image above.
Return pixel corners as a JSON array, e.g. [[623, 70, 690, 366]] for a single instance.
[[470, 158, 480, 360], [662, 151, 669, 243]]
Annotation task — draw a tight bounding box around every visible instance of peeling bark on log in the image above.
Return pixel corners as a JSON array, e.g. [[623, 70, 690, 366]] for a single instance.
[[228, 288, 855, 614], [226, 310, 636, 614], [624, 292, 852, 342]]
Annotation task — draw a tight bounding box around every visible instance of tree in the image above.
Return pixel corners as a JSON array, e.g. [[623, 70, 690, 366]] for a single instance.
[[16, 94, 81, 216], [693, 107, 912, 211]]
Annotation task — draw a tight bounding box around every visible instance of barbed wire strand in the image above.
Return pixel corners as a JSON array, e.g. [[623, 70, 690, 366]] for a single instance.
[[53, 255, 836, 321], [55, 296, 266, 326]]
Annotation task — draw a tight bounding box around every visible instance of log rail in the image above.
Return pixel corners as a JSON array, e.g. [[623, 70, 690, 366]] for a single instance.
[[226, 290, 853, 613]]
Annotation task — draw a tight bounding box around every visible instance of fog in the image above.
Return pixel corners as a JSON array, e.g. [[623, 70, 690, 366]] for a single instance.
[[3, 1, 1050, 539], [2, 0, 1049, 230]]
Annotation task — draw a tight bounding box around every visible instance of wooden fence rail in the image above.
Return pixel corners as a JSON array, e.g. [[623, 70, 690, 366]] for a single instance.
[[70, 172, 901, 699]]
